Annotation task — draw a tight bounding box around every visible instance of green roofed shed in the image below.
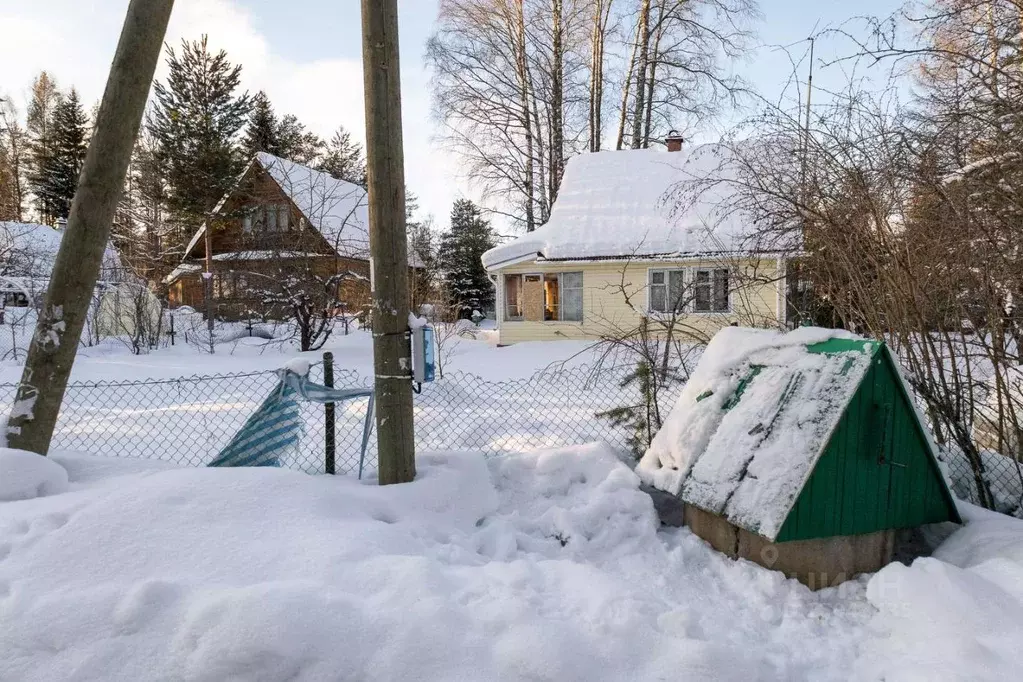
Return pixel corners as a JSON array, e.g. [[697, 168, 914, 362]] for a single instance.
[[638, 327, 961, 588]]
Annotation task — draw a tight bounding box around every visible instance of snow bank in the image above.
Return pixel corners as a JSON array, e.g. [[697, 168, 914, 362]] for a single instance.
[[0, 448, 69, 501], [854, 504, 1023, 681], [0, 446, 896, 681]]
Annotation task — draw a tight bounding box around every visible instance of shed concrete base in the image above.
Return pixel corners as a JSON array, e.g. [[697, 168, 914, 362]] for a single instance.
[[682, 504, 894, 590]]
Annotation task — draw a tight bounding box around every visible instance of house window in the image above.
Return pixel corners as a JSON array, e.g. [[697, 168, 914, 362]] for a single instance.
[[694, 268, 730, 313], [504, 272, 583, 322], [505, 274, 523, 320], [560, 272, 583, 321], [648, 269, 686, 313], [243, 203, 292, 233], [649, 267, 730, 314]]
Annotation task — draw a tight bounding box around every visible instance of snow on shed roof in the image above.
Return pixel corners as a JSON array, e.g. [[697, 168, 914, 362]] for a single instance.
[[637, 326, 877, 541], [1, 222, 122, 277], [481, 144, 759, 270]]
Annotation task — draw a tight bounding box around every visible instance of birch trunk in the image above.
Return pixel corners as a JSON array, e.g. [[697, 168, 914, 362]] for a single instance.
[[615, 17, 642, 150], [550, 0, 565, 201], [630, 0, 652, 149]]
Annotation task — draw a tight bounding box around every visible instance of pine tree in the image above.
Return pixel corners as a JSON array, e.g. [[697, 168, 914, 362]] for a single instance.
[[38, 89, 90, 221], [317, 126, 366, 186], [147, 36, 251, 251], [25, 72, 61, 224], [438, 199, 496, 318]]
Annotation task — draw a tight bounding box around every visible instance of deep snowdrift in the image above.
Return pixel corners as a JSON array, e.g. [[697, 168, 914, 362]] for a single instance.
[[0, 448, 69, 502], [0, 446, 1020, 681]]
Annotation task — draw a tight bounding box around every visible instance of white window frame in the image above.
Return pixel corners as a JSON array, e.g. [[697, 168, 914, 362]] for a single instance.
[[647, 266, 732, 315], [647, 268, 689, 314], [504, 273, 527, 321], [556, 271, 584, 323], [503, 271, 584, 323], [692, 267, 731, 314]]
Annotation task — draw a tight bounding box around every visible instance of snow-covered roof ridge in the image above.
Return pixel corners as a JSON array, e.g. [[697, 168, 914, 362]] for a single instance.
[[482, 144, 764, 270], [182, 154, 371, 262], [255, 153, 371, 260], [637, 326, 874, 540]]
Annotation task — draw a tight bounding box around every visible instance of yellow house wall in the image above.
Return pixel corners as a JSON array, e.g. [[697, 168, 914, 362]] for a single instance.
[[494, 258, 784, 345]]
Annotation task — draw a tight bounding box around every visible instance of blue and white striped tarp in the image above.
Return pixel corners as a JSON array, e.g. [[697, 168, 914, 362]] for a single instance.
[[208, 367, 375, 474]]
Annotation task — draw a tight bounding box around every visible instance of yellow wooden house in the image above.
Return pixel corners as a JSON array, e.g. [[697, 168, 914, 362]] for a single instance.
[[481, 137, 789, 344]]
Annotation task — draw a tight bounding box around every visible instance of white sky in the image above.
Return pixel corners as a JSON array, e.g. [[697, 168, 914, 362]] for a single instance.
[[0, 0, 903, 230]]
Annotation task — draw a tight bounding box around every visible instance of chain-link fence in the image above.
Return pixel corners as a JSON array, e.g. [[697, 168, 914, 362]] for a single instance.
[[1, 356, 1018, 515], [943, 448, 1023, 517], [0, 361, 680, 478]]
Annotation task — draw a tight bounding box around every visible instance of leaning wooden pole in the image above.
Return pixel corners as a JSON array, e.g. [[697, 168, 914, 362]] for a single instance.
[[6, 0, 175, 454], [361, 0, 416, 484]]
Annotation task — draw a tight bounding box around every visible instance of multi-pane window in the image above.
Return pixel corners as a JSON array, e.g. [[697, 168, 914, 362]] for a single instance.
[[649, 267, 730, 314], [560, 272, 583, 322], [242, 203, 291, 233], [694, 268, 730, 312], [504, 272, 583, 322], [648, 269, 686, 313]]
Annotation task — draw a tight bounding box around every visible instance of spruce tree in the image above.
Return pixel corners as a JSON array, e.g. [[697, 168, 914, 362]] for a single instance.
[[242, 92, 322, 165], [38, 89, 90, 221], [147, 36, 251, 250], [317, 126, 366, 186], [25, 72, 61, 224], [275, 114, 323, 165], [241, 91, 278, 157], [438, 199, 496, 319]]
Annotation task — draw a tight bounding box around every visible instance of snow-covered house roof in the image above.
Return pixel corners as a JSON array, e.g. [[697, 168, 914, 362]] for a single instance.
[[0, 222, 123, 279], [637, 326, 961, 541], [184, 153, 371, 261], [482, 144, 765, 270]]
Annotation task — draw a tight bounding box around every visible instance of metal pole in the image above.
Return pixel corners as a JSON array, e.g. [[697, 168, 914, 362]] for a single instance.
[[361, 0, 416, 485], [323, 351, 336, 475]]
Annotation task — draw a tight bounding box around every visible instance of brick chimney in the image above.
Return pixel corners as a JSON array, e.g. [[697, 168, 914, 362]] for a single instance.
[[665, 130, 684, 152]]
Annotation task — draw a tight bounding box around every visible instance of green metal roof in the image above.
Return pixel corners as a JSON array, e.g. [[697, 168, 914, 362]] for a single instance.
[[677, 339, 961, 541]]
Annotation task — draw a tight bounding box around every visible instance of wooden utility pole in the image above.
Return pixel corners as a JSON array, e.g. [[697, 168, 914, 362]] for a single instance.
[[6, 0, 175, 454], [361, 0, 416, 484]]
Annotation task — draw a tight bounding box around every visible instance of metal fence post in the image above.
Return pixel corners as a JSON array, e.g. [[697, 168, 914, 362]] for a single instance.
[[324, 351, 336, 474]]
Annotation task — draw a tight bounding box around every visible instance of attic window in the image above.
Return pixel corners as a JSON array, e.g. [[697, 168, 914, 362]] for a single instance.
[[242, 203, 292, 233]]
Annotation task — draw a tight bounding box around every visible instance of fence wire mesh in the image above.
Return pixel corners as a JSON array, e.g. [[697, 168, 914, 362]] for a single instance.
[[943, 448, 1023, 517], [0, 363, 681, 478], [1, 359, 1017, 516]]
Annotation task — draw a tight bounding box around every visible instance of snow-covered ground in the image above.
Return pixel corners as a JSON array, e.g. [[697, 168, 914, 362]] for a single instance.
[[0, 322, 598, 384], [0, 446, 1020, 681]]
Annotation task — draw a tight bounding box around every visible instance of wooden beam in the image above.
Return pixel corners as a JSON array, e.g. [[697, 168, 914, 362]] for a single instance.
[[361, 0, 415, 484], [7, 0, 175, 454]]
